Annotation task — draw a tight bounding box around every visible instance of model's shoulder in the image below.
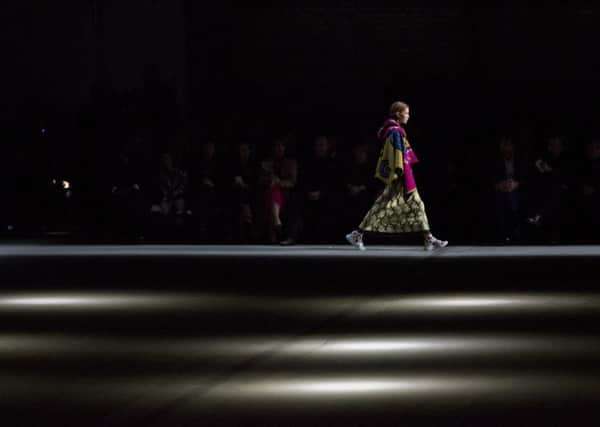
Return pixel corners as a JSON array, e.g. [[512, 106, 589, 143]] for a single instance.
[[388, 128, 406, 140]]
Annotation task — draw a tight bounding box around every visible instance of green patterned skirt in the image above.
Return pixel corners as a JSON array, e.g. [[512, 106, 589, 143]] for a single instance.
[[359, 181, 430, 233]]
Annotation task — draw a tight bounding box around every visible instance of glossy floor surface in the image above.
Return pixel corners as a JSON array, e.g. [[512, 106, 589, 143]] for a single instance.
[[1, 244, 600, 426]]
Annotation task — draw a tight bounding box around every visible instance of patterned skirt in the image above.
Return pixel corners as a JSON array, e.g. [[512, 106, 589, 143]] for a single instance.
[[359, 181, 430, 233]]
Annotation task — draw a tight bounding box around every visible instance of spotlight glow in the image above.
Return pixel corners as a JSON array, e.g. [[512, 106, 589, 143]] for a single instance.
[[360, 293, 600, 315], [2, 297, 105, 306], [0, 334, 596, 361], [323, 340, 434, 353], [280, 380, 408, 394], [424, 297, 516, 307], [0, 292, 598, 318], [0, 292, 357, 314], [209, 376, 499, 399], [0, 293, 196, 311]]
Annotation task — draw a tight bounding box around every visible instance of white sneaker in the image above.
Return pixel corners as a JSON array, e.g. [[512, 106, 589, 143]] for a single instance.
[[424, 236, 448, 251], [346, 230, 365, 251]]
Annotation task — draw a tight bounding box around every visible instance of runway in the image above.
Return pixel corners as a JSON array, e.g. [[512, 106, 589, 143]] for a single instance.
[[2, 243, 600, 258], [1, 244, 600, 425]]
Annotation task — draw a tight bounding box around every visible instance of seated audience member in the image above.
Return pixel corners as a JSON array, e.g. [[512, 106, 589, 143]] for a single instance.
[[225, 141, 259, 243], [297, 136, 341, 243], [151, 151, 190, 227], [189, 140, 224, 240], [492, 137, 524, 244], [109, 142, 145, 239], [576, 140, 600, 242], [526, 136, 573, 243], [258, 139, 298, 244], [342, 141, 379, 233]]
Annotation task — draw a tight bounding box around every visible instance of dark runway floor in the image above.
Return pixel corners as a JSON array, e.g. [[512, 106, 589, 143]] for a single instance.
[[1, 244, 600, 426]]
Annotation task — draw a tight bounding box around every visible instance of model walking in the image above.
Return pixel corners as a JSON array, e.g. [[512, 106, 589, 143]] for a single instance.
[[346, 101, 448, 251]]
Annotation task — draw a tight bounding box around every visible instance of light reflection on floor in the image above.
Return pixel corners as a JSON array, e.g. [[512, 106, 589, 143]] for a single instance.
[[1, 372, 600, 404], [204, 373, 600, 401], [1, 289, 600, 424], [0, 334, 597, 359], [1, 292, 599, 315]]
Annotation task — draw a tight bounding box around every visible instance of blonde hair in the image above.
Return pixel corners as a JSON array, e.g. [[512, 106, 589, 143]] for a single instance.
[[389, 101, 409, 116]]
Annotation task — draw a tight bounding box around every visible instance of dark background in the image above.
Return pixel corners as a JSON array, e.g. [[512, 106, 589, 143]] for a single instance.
[[3, 3, 600, 238], [7, 4, 600, 143], [187, 4, 600, 146]]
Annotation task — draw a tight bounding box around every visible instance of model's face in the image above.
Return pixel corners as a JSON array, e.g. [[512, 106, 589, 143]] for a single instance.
[[396, 108, 410, 124]]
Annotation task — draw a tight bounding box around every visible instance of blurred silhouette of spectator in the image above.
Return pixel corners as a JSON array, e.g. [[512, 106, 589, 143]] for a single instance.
[[575, 140, 600, 243], [341, 141, 379, 238], [150, 151, 190, 227], [526, 136, 573, 243], [492, 137, 524, 244], [189, 140, 224, 240], [258, 138, 298, 244], [108, 141, 145, 240], [295, 136, 341, 243], [224, 141, 259, 243]]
